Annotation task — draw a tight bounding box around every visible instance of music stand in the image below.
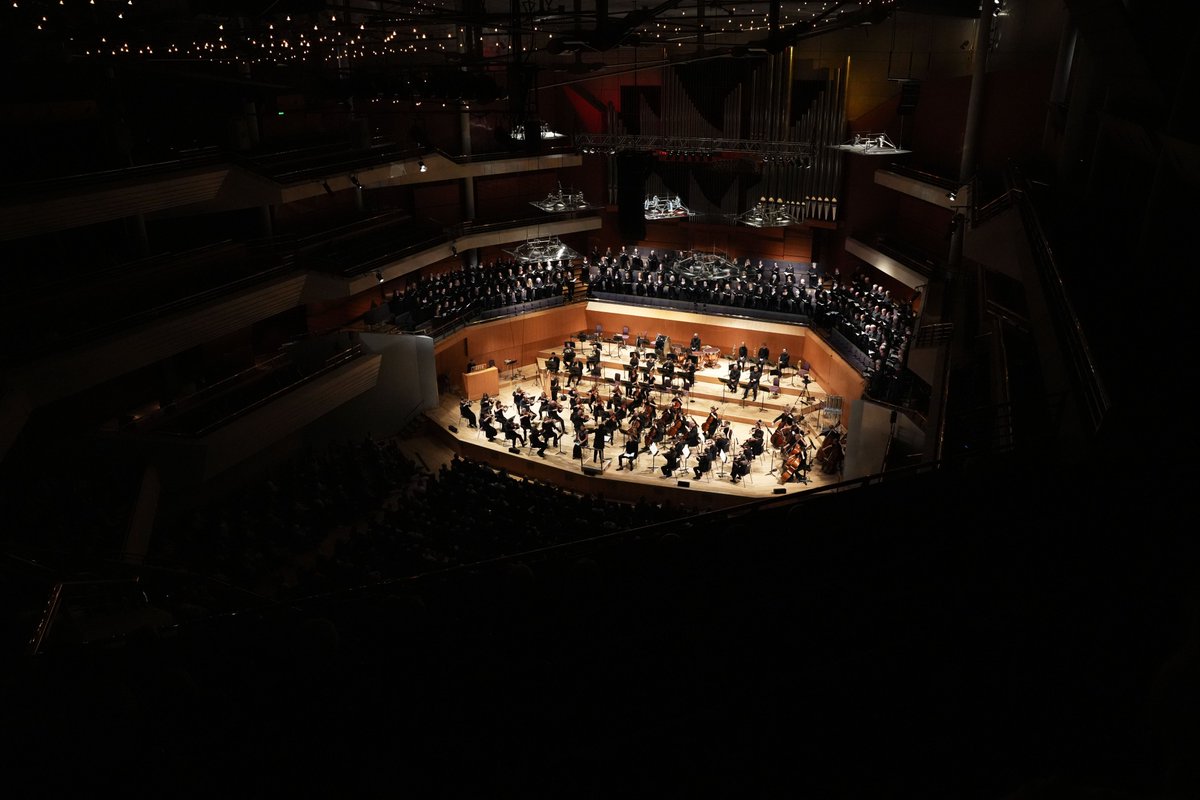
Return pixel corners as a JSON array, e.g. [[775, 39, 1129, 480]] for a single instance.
[[504, 358, 519, 382]]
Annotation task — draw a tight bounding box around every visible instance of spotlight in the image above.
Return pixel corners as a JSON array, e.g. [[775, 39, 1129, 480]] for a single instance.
[[375, 271, 384, 283], [419, 159, 428, 173]]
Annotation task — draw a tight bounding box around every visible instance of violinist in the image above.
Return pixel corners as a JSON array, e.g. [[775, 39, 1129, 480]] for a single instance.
[[529, 424, 548, 458], [481, 413, 498, 442], [502, 414, 525, 447], [459, 398, 477, 429], [540, 417, 561, 448], [545, 398, 565, 432], [627, 351, 640, 381]]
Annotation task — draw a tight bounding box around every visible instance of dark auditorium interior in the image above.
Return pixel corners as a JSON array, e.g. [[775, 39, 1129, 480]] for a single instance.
[[0, 0, 1194, 796]]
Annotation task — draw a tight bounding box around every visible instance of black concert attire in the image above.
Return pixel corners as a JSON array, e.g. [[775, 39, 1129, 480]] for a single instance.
[[730, 454, 751, 483], [690, 334, 702, 352], [529, 427, 548, 457], [567, 360, 583, 387], [460, 400, 477, 428], [774, 350, 790, 376], [573, 430, 587, 459], [726, 364, 741, 393], [693, 445, 714, 480], [685, 422, 701, 448], [502, 416, 525, 447], [541, 418, 561, 447], [757, 344, 770, 363], [592, 427, 606, 463], [482, 415, 498, 441], [547, 354, 560, 374], [743, 365, 762, 399], [660, 442, 682, 476], [737, 343, 749, 366], [654, 334, 667, 356], [617, 438, 639, 471], [681, 361, 696, 391]]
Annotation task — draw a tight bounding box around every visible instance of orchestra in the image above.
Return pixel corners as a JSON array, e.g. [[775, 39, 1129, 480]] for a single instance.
[[454, 321, 843, 490]]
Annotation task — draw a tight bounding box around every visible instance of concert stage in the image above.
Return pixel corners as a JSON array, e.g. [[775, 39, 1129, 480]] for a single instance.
[[427, 344, 845, 510]]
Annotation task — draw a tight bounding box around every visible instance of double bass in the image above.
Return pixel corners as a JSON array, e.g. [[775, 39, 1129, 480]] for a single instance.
[[815, 429, 845, 474]]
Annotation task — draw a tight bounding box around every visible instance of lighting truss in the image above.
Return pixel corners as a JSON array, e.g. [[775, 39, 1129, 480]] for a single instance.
[[644, 194, 693, 220], [530, 183, 596, 213], [829, 132, 911, 155], [739, 200, 800, 228], [575, 134, 816, 161], [503, 236, 580, 264]]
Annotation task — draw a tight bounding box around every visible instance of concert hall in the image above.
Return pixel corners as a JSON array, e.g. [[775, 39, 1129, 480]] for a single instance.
[[0, 0, 1191, 795]]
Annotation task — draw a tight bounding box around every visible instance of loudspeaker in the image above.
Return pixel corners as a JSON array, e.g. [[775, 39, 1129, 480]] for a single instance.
[[448, 425, 459, 434], [773, 487, 786, 494], [582, 465, 603, 476], [677, 480, 690, 487], [508, 447, 522, 454]]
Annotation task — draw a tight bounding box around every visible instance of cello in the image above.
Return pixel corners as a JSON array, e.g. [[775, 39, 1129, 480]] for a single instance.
[[702, 407, 720, 437], [778, 442, 807, 484]]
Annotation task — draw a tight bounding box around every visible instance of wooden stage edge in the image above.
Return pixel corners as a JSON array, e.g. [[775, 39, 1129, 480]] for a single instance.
[[425, 407, 828, 513]]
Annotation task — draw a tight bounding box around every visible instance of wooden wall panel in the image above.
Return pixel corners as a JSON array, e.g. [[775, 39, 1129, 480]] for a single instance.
[[434, 304, 589, 383]]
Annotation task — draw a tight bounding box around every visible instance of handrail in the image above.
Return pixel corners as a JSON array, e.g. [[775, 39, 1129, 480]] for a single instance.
[[1006, 165, 1110, 434], [191, 342, 366, 436], [882, 162, 960, 191], [0, 148, 226, 198]]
